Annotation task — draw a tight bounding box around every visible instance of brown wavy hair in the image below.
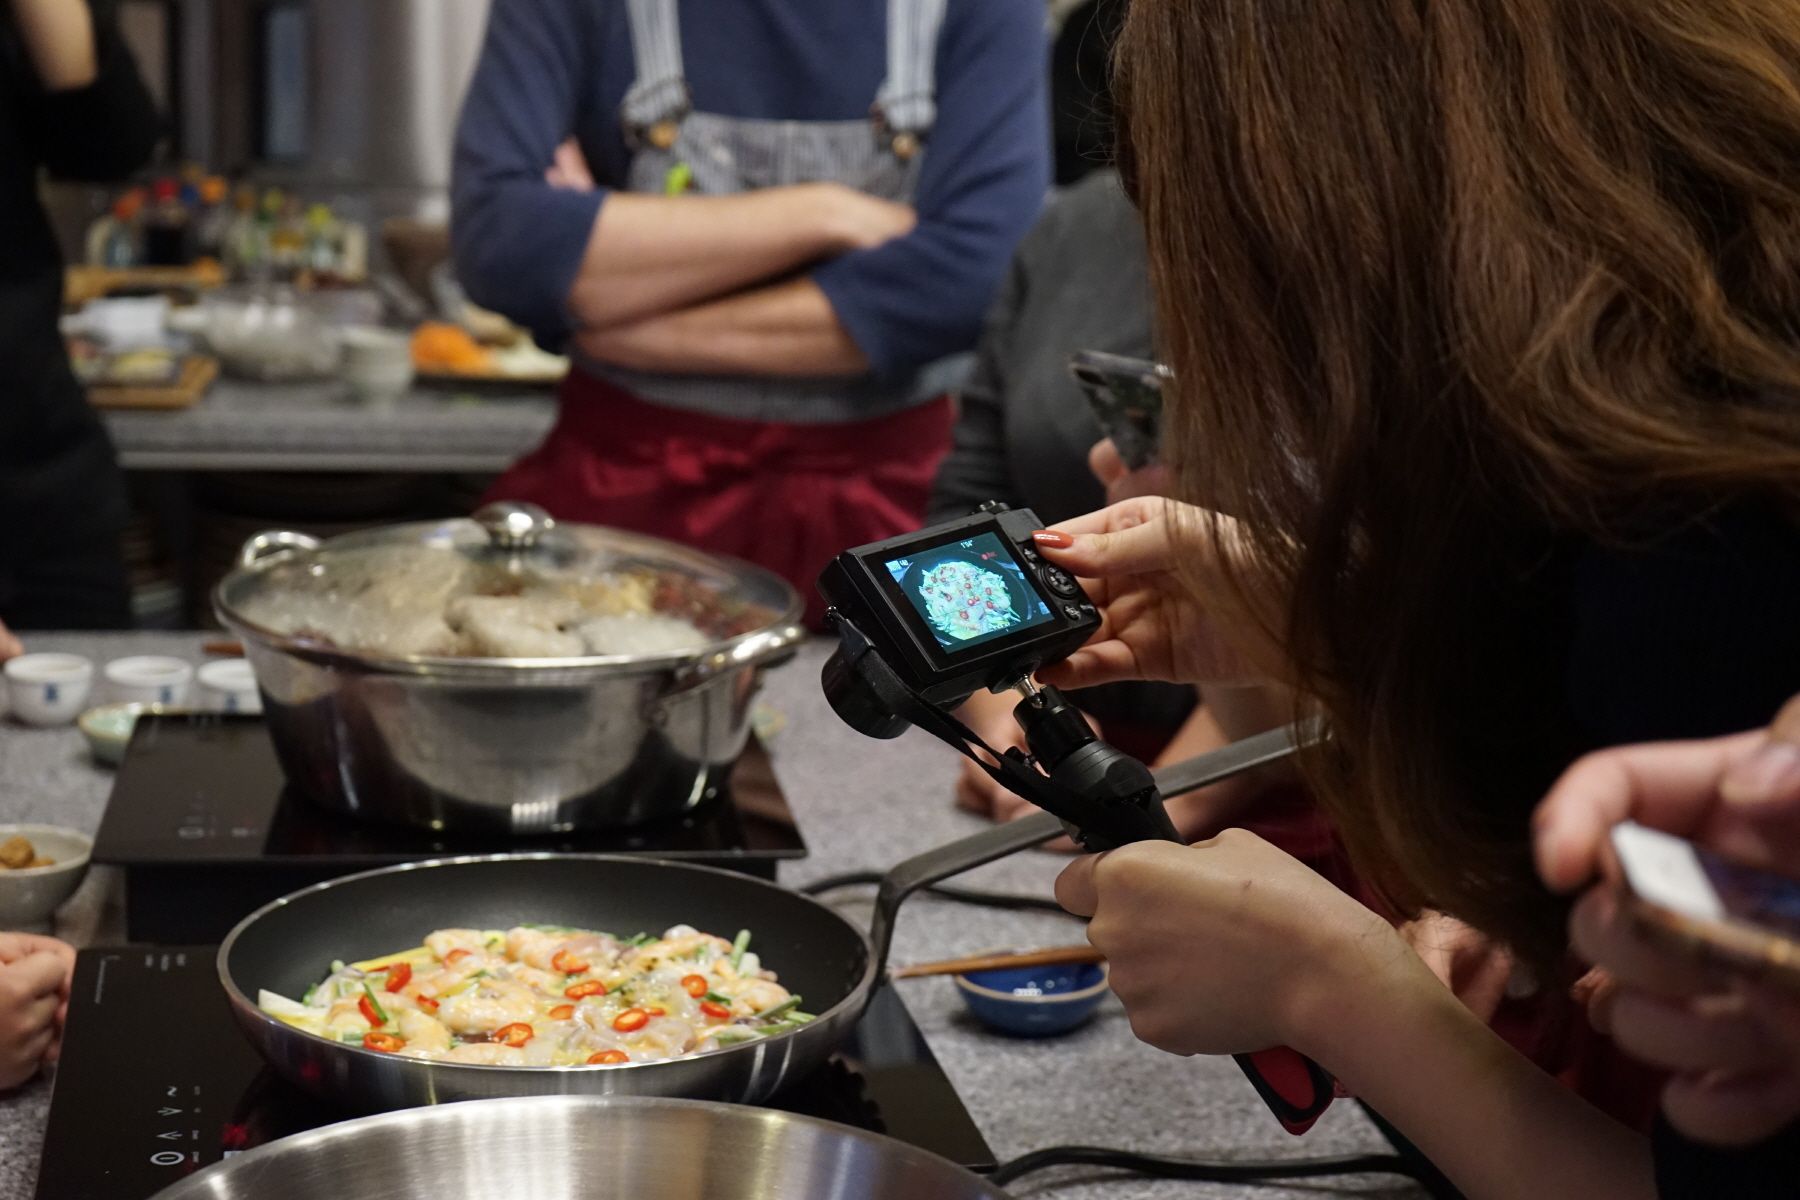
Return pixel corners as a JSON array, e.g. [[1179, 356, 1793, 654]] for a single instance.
[[1116, 0, 1800, 964]]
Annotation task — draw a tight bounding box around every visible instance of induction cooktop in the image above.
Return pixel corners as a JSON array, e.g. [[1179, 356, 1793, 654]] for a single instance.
[[91, 715, 807, 942], [34, 949, 994, 1199]]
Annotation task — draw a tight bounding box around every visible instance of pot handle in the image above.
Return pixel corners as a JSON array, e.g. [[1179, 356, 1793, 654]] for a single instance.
[[669, 622, 808, 692], [239, 531, 323, 571]]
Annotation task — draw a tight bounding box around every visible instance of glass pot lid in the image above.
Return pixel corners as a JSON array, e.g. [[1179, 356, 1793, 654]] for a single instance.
[[216, 503, 803, 667]]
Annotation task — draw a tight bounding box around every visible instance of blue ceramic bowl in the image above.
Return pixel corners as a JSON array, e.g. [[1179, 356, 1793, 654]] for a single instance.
[[953, 961, 1109, 1037]]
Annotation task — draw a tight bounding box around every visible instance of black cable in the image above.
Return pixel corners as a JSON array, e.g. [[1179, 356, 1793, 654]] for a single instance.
[[989, 1145, 1424, 1188], [798, 871, 1072, 914]]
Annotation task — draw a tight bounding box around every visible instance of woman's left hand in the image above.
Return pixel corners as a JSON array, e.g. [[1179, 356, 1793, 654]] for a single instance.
[[1055, 829, 1412, 1058]]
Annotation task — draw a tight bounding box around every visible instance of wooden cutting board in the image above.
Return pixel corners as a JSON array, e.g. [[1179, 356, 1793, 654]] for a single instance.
[[88, 355, 219, 411], [65, 262, 225, 306]]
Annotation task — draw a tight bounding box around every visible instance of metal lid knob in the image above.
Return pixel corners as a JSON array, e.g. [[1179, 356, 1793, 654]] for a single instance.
[[473, 502, 556, 551]]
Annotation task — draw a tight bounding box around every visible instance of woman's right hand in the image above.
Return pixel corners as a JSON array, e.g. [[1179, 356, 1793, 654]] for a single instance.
[[0, 619, 20, 663], [1033, 497, 1270, 691]]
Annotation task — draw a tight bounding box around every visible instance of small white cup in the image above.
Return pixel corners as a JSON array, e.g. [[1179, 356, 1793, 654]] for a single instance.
[[339, 325, 416, 402], [196, 658, 262, 715], [104, 656, 194, 708], [4, 655, 95, 727]]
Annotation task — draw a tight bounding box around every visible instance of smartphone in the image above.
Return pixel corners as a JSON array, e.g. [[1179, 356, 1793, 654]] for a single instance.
[[1611, 821, 1800, 992], [1068, 350, 1171, 471]]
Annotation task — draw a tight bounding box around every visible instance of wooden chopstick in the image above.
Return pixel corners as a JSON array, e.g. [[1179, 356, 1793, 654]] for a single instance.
[[891, 945, 1104, 979], [202, 640, 246, 657]]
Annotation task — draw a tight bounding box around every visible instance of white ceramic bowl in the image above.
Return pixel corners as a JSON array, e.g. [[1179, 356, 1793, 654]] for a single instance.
[[196, 658, 262, 714], [104, 655, 194, 708], [78, 701, 162, 766], [4, 654, 94, 727], [0, 826, 92, 933]]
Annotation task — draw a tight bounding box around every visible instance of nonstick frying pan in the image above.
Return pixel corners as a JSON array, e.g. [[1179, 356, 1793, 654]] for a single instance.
[[219, 726, 1306, 1112]]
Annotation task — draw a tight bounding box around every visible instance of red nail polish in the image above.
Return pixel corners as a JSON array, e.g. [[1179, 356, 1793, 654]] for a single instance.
[[1032, 530, 1074, 549]]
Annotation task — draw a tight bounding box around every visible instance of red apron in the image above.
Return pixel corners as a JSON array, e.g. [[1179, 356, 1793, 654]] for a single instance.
[[484, 370, 953, 628]]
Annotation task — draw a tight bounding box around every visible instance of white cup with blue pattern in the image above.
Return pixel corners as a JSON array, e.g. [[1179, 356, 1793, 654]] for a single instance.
[[197, 658, 262, 715], [103, 656, 194, 709], [4, 654, 95, 727]]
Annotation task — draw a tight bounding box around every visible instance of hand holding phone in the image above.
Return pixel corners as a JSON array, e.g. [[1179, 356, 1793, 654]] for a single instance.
[[1069, 350, 1170, 471], [1611, 821, 1800, 992]]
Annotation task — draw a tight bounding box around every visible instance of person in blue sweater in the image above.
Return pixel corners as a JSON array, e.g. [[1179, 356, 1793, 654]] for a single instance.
[[452, 0, 1049, 621]]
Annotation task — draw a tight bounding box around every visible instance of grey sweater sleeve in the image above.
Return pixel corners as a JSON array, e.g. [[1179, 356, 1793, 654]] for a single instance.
[[928, 251, 1028, 523]]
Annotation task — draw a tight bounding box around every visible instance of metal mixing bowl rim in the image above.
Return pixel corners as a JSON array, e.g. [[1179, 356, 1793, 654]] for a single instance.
[[154, 1095, 1008, 1198], [217, 852, 880, 1076]]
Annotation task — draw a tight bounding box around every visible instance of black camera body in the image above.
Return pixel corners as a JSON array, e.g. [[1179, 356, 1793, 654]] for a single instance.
[[818, 501, 1173, 850], [817, 502, 1100, 711]]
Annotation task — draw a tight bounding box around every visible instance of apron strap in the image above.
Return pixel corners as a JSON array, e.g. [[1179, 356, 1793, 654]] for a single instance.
[[621, 0, 689, 148], [873, 0, 948, 159]]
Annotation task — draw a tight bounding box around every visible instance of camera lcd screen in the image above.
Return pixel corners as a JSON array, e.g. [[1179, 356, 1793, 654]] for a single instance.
[[880, 532, 1056, 655]]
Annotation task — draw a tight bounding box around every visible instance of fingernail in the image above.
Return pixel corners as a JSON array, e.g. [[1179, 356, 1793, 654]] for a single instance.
[[1722, 740, 1800, 805], [1031, 530, 1074, 549]]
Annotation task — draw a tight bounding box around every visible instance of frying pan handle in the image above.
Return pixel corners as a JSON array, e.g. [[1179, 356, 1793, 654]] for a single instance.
[[866, 721, 1325, 974], [868, 811, 1064, 976]]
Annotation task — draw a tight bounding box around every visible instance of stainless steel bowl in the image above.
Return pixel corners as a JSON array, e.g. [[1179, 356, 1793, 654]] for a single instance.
[[214, 503, 804, 832], [148, 1096, 1009, 1199]]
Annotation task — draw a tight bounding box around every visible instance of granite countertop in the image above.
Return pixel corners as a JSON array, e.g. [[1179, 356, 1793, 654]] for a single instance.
[[102, 379, 558, 473], [0, 633, 1423, 1200]]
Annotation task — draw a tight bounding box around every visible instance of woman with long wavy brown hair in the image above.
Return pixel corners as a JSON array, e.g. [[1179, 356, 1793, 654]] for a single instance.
[[1034, 1, 1800, 1194]]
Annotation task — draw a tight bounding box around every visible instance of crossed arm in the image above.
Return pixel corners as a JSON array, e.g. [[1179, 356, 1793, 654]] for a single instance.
[[561, 183, 915, 377]]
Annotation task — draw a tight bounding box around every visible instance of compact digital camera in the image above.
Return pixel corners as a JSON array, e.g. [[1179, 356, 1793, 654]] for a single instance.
[[817, 502, 1099, 719]]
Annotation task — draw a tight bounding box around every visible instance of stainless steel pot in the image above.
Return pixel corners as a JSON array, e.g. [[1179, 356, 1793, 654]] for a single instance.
[[214, 503, 805, 833], [147, 1096, 1010, 1200]]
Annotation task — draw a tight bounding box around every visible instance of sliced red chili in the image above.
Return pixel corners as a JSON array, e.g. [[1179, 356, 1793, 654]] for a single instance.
[[681, 974, 709, 998], [612, 1008, 649, 1033], [362, 1032, 404, 1053], [699, 1000, 731, 1021], [645, 1006, 667, 1017], [564, 980, 607, 1000], [548, 1004, 575, 1021], [495, 1022, 534, 1047], [551, 949, 590, 974], [588, 1050, 629, 1065], [445, 949, 472, 964], [357, 995, 383, 1027], [383, 962, 412, 993], [416, 994, 440, 1013]]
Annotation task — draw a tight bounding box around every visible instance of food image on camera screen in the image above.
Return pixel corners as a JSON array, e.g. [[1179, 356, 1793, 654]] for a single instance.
[[884, 533, 1054, 651], [918, 559, 1020, 642]]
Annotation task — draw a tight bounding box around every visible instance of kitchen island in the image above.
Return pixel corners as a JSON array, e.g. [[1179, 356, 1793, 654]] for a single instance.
[[102, 379, 557, 473], [0, 632, 1422, 1200]]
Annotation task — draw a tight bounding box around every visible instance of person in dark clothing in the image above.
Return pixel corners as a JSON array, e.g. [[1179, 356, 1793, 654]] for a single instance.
[[0, 0, 159, 631], [931, 169, 1253, 829]]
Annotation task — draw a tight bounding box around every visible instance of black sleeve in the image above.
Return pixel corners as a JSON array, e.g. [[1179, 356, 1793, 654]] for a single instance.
[[18, 0, 161, 181], [927, 249, 1030, 524], [1653, 1114, 1800, 1199], [1566, 502, 1800, 745]]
